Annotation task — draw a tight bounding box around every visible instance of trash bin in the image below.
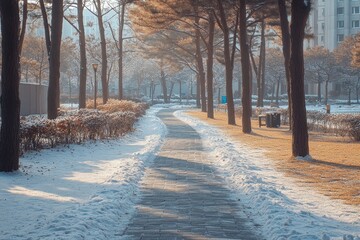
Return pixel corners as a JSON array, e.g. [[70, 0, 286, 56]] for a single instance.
[[265, 112, 281, 128]]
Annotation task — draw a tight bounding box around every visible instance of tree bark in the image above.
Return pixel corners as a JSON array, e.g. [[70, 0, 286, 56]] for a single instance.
[[357, 76, 360, 103], [217, 0, 236, 125], [94, 0, 109, 104], [0, 0, 21, 171], [78, 0, 87, 109], [194, 7, 206, 113], [239, 0, 252, 133], [289, 0, 310, 157], [317, 77, 321, 103], [278, 0, 292, 130], [196, 75, 201, 108], [179, 80, 182, 104], [325, 77, 329, 105], [19, 0, 27, 56], [260, 22, 266, 107], [118, 0, 126, 100], [160, 66, 168, 103], [39, 0, 51, 57], [276, 76, 280, 104], [169, 82, 175, 101], [257, 19, 266, 107], [207, 11, 215, 119], [47, 0, 64, 119]]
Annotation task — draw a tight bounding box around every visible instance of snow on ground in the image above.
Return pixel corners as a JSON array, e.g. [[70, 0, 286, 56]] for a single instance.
[[0, 107, 166, 240], [1, 104, 359, 240], [293, 104, 360, 114], [175, 110, 360, 240]]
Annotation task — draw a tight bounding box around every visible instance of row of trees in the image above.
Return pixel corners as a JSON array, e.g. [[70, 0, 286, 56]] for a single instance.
[[0, 0, 133, 171], [2, 0, 360, 171], [128, 0, 310, 156]]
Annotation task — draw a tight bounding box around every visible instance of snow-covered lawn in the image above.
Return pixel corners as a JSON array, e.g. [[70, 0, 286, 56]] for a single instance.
[[302, 104, 360, 114], [0, 107, 166, 240], [0, 105, 359, 240]]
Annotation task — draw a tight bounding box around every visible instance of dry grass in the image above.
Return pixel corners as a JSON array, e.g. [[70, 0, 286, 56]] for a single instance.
[[187, 110, 360, 206]]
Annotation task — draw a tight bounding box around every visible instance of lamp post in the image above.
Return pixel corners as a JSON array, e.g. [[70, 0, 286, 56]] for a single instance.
[[92, 63, 98, 109]]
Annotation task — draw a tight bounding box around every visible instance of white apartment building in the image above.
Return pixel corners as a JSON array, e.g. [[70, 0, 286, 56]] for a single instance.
[[308, 0, 360, 51]]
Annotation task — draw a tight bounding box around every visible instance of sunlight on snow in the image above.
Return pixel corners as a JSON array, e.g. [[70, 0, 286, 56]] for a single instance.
[[7, 186, 79, 202], [63, 160, 127, 184]]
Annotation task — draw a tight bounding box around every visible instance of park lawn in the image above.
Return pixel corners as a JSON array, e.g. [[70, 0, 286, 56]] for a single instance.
[[187, 110, 360, 206]]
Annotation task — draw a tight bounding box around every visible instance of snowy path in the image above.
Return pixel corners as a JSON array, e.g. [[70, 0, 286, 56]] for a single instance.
[[0, 106, 359, 240], [121, 109, 261, 239]]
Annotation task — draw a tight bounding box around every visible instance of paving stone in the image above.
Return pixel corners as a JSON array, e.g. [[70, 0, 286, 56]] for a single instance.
[[121, 109, 262, 240]]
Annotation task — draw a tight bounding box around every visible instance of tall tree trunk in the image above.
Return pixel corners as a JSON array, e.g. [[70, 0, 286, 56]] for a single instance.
[[217, 0, 235, 125], [239, 0, 252, 133], [47, 0, 63, 119], [196, 75, 201, 107], [276, 76, 280, 104], [289, 0, 310, 157], [78, 0, 87, 109], [207, 11, 215, 119], [179, 80, 182, 104], [278, 0, 292, 130], [169, 82, 175, 101], [257, 19, 266, 107], [160, 66, 168, 103], [0, 0, 21, 171], [94, 0, 108, 104], [325, 77, 329, 105], [260, 22, 266, 107], [194, 7, 206, 112], [118, 0, 126, 100], [19, 0, 27, 56], [39, 0, 51, 57], [317, 77, 321, 103], [357, 76, 360, 103]]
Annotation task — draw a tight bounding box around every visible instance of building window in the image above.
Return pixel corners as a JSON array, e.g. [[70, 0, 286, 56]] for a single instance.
[[320, 36, 325, 42], [352, 6, 360, 14], [337, 34, 344, 42], [338, 20, 344, 28], [321, 8, 325, 16], [321, 22, 325, 31], [337, 7, 344, 14], [353, 20, 360, 28]]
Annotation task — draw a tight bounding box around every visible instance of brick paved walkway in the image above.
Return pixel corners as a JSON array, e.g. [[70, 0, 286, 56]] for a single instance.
[[122, 109, 261, 240]]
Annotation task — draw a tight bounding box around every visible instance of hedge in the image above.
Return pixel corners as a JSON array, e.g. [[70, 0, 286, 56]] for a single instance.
[[18, 100, 148, 154], [251, 107, 360, 141]]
